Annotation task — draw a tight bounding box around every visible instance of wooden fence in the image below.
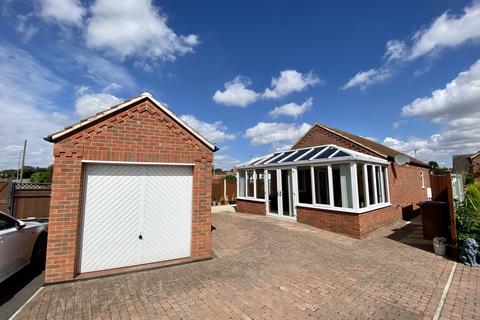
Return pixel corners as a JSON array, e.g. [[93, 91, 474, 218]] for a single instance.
[[430, 173, 457, 254], [212, 176, 236, 204], [0, 182, 10, 213], [0, 182, 51, 219]]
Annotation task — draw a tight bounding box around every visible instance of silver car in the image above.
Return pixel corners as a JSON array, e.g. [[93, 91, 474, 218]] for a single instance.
[[0, 211, 48, 283]]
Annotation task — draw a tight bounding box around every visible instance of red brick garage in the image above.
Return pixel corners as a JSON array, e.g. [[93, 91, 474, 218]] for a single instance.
[[44, 92, 217, 283]]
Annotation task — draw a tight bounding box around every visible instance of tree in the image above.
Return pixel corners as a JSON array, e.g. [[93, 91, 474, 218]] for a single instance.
[[428, 161, 439, 169]]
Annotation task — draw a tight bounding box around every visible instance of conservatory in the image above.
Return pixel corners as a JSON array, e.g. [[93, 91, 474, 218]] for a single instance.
[[235, 144, 391, 221]]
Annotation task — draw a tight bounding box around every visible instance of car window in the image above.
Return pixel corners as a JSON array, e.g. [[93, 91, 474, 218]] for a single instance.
[[0, 216, 16, 230]]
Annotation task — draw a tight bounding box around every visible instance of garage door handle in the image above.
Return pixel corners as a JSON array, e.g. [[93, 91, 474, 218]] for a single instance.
[[138, 235, 143, 240]]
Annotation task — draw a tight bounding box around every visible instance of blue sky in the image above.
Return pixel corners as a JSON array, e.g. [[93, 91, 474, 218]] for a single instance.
[[1, 0, 479, 169]]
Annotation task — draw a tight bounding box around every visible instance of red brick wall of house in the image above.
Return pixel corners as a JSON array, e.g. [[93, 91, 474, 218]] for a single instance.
[[291, 124, 431, 236], [293, 125, 380, 157], [236, 199, 266, 215], [45, 98, 213, 283], [296, 206, 361, 237], [472, 155, 480, 181]]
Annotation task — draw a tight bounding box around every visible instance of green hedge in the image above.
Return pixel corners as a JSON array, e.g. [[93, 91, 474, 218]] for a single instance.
[[456, 183, 480, 244]]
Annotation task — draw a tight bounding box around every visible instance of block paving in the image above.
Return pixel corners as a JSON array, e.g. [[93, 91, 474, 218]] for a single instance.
[[14, 212, 479, 319]]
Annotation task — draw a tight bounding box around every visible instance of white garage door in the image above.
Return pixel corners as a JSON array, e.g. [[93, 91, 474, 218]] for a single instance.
[[79, 164, 193, 273]]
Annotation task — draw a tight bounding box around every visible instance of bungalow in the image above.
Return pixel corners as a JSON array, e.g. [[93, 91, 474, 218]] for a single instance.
[[235, 123, 431, 238]]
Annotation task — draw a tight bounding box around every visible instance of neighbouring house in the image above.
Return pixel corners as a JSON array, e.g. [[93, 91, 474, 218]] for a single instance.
[[44, 92, 217, 283], [235, 123, 431, 239], [452, 151, 480, 181], [452, 154, 473, 174], [472, 152, 480, 181]]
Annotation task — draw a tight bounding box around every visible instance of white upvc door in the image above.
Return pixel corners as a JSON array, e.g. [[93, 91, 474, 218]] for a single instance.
[[266, 168, 295, 219]]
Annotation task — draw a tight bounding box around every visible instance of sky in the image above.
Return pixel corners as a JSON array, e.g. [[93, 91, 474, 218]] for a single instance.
[[0, 0, 479, 170]]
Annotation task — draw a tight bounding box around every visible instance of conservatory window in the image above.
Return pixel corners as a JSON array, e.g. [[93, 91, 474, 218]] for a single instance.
[[367, 165, 376, 205], [332, 164, 353, 208], [239, 170, 246, 197], [375, 166, 384, 203], [256, 170, 265, 199], [297, 167, 313, 204], [247, 170, 254, 197], [383, 166, 389, 202], [314, 166, 330, 205], [357, 164, 367, 208]]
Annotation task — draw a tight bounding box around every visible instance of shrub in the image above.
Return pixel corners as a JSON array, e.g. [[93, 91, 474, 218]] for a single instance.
[[456, 183, 480, 244], [465, 183, 480, 210], [456, 204, 480, 244]]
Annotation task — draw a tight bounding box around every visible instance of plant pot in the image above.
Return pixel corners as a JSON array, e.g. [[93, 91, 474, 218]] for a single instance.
[[433, 237, 447, 256]]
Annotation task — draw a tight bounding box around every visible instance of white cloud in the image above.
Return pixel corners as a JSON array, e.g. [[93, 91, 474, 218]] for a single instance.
[[345, 2, 480, 90], [69, 47, 137, 90], [384, 40, 407, 62], [402, 58, 480, 122], [398, 58, 480, 165], [212, 76, 259, 107], [16, 14, 39, 42], [263, 70, 321, 99], [86, 0, 198, 61], [409, 1, 480, 60], [269, 97, 313, 119], [37, 0, 86, 26], [75, 87, 121, 118], [214, 154, 240, 169], [392, 119, 407, 129], [244, 122, 311, 146], [179, 114, 235, 143], [342, 68, 392, 90], [0, 42, 68, 169]]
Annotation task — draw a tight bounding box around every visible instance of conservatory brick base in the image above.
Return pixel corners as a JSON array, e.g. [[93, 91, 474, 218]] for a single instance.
[[236, 199, 266, 215], [296, 205, 400, 239]]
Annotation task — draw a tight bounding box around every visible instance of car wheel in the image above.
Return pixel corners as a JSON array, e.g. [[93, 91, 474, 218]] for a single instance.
[[31, 233, 47, 269]]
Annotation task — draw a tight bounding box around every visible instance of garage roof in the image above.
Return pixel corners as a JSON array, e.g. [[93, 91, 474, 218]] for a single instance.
[[45, 92, 218, 151]]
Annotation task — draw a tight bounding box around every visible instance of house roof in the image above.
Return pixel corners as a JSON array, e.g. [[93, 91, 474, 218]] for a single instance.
[[295, 123, 430, 168], [471, 151, 480, 160], [45, 92, 218, 151]]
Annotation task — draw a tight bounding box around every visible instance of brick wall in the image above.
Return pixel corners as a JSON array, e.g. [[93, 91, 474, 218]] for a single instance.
[[236, 199, 266, 215], [389, 163, 431, 218], [293, 125, 379, 157], [46, 98, 213, 283], [296, 206, 360, 237]]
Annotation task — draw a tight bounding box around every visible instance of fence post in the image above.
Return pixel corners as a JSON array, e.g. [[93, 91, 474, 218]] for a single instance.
[[7, 182, 15, 216], [224, 178, 227, 203]]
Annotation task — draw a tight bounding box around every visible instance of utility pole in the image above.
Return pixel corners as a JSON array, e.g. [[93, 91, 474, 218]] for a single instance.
[[19, 139, 27, 183], [16, 150, 22, 180]]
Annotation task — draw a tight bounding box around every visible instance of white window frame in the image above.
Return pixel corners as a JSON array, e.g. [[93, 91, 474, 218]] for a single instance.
[[420, 170, 425, 189], [237, 169, 266, 202], [295, 162, 391, 214]]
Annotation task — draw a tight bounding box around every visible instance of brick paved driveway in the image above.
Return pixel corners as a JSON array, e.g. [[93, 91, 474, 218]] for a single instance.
[[14, 212, 470, 319]]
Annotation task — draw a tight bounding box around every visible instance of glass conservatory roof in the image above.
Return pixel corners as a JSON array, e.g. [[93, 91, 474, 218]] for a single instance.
[[236, 144, 388, 168]]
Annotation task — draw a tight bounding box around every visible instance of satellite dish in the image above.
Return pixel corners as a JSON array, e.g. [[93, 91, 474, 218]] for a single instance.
[[394, 154, 410, 165]]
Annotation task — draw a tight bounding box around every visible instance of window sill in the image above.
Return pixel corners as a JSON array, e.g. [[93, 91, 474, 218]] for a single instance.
[[296, 202, 391, 214], [237, 197, 266, 203]]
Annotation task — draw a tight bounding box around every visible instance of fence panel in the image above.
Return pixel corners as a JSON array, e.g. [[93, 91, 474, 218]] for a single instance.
[[211, 176, 236, 204], [0, 181, 11, 213], [12, 183, 51, 219], [430, 173, 457, 254]]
